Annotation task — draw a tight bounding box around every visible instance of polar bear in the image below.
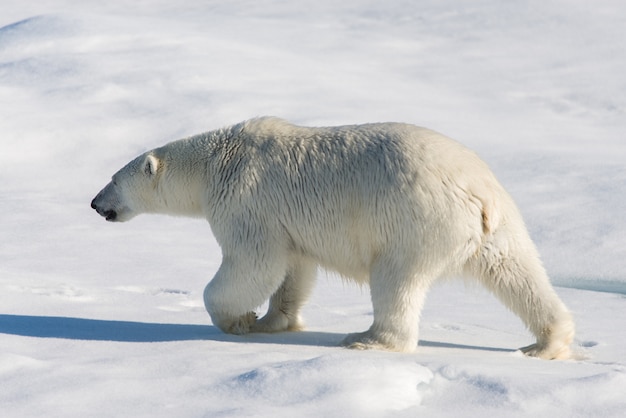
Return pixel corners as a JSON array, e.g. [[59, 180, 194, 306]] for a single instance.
[[91, 117, 574, 359]]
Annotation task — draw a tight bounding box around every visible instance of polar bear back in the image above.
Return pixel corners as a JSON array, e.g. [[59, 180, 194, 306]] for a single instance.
[[193, 118, 507, 282]]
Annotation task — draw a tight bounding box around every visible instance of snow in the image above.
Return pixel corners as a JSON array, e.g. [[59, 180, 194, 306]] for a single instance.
[[1, 0, 625, 416]]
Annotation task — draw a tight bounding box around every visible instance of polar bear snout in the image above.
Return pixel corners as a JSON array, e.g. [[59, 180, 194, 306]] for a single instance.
[[104, 210, 117, 221], [91, 197, 117, 221], [91, 181, 129, 222]]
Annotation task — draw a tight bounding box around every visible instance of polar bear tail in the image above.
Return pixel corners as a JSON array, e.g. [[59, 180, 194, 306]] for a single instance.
[[466, 173, 501, 235], [478, 194, 499, 235]]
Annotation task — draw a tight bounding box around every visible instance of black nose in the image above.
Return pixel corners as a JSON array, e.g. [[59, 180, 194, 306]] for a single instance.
[[91, 199, 98, 210]]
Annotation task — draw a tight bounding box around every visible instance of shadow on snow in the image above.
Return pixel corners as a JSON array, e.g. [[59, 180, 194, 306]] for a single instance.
[[0, 314, 514, 352], [0, 314, 342, 346]]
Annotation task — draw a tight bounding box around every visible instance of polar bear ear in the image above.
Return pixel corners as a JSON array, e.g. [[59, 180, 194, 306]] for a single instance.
[[143, 154, 159, 176]]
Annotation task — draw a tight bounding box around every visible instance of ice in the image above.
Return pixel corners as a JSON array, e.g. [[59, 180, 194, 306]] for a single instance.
[[1, 1, 625, 416]]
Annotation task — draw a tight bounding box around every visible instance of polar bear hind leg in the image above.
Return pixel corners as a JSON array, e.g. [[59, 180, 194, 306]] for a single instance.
[[466, 233, 575, 360], [342, 254, 435, 352]]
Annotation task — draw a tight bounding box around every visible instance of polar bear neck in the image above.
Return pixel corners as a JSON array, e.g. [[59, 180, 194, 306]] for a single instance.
[[152, 139, 213, 219]]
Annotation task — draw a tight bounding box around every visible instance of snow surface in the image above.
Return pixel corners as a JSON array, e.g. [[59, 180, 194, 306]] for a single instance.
[[1, 0, 625, 416]]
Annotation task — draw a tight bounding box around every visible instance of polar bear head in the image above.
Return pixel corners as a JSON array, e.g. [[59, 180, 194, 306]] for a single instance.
[[91, 152, 162, 222], [92, 140, 209, 222]]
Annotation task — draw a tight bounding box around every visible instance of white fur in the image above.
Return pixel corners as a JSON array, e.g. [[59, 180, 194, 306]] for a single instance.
[[91, 117, 574, 359]]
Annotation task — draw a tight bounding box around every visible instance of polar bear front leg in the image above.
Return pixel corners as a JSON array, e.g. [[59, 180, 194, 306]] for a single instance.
[[203, 253, 287, 335], [252, 258, 317, 333]]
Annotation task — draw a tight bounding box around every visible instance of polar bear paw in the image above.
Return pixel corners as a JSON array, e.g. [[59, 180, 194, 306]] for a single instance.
[[341, 330, 404, 351], [520, 342, 572, 360], [216, 311, 258, 335], [251, 311, 303, 333], [521, 319, 575, 360]]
